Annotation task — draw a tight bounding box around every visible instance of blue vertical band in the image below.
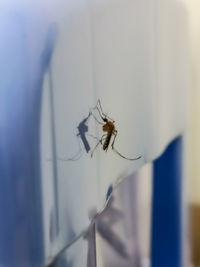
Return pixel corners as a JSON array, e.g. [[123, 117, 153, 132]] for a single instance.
[[0, 11, 56, 267], [151, 137, 182, 267]]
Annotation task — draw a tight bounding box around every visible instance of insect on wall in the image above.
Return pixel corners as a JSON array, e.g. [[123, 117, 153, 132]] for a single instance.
[[58, 100, 142, 162]]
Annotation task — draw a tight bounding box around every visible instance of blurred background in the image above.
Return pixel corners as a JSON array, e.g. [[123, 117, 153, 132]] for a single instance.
[[184, 1, 200, 266]]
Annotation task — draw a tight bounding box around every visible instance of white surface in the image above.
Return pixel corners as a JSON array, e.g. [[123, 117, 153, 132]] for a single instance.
[[185, 0, 200, 204], [39, 0, 189, 263]]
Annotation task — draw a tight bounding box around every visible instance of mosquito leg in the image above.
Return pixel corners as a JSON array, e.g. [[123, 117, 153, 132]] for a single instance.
[[90, 135, 106, 158], [94, 100, 108, 121], [96, 99, 106, 118], [97, 99, 103, 113], [58, 149, 84, 161], [111, 131, 117, 150], [96, 106, 105, 121], [111, 131, 141, 161], [86, 133, 100, 141], [89, 110, 104, 125], [58, 133, 105, 161], [58, 133, 84, 161], [90, 99, 106, 123], [90, 141, 101, 158], [96, 99, 115, 122]]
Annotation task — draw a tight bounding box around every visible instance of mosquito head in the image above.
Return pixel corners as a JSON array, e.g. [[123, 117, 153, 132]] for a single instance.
[[103, 117, 115, 124]]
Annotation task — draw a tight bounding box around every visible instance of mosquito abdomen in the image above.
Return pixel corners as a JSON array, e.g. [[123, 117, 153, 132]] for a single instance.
[[103, 134, 112, 151]]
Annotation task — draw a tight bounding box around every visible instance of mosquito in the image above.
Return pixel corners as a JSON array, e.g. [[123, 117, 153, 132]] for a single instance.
[[89, 99, 141, 161]]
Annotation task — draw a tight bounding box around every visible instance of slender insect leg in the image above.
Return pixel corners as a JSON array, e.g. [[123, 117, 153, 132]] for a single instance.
[[96, 99, 106, 118], [58, 133, 84, 161], [90, 141, 101, 158], [111, 131, 141, 161], [86, 133, 100, 141], [111, 131, 117, 150], [89, 110, 104, 125], [90, 99, 106, 122], [91, 134, 106, 158], [96, 99, 115, 122]]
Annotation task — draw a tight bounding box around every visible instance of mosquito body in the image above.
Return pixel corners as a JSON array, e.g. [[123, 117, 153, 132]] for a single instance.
[[90, 100, 141, 161], [102, 121, 115, 151]]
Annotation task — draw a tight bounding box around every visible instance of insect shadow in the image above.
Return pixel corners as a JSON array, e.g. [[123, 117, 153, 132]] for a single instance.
[[60, 100, 141, 161], [58, 112, 93, 161]]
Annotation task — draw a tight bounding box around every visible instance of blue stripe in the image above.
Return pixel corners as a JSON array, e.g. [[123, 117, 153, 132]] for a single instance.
[[151, 137, 182, 267]]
